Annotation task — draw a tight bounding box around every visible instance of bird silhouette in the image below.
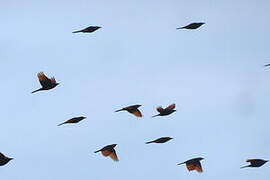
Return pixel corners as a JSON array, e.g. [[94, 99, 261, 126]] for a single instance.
[[58, 116, 86, 126], [32, 72, 59, 93], [72, 26, 101, 33], [115, 104, 142, 117], [241, 159, 268, 168], [94, 144, 119, 161], [176, 22, 205, 30], [0, 152, 13, 166], [146, 137, 173, 144], [264, 64, 270, 67], [177, 157, 204, 173], [152, 104, 176, 117]]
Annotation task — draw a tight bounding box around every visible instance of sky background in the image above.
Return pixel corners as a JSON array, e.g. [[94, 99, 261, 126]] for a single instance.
[[1, 0, 270, 179]]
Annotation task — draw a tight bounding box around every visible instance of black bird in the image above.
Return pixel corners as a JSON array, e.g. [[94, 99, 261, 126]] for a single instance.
[[241, 159, 268, 168], [58, 116, 86, 126], [0, 152, 13, 166], [32, 72, 59, 93], [177, 22, 205, 30], [115, 104, 142, 117], [177, 157, 204, 173], [152, 104, 176, 117], [72, 26, 101, 33], [146, 137, 173, 144], [264, 64, 270, 67], [94, 144, 119, 161]]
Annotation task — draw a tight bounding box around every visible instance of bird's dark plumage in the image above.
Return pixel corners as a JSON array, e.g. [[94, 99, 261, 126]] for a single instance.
[[177, 157, 204, 173], [32, 72, 59, 93], [241, 159, 268, 168], [58, 116, 86, 126], [115, 104, 142, 117], [152, 104, 176, 117], [146, 137, 173, 144], [177, 22, 205, 30], [264, 64, 270, 67], [0, 152, 13, 166], [94, 144, 119, 161], [72, 26, 101, 33]]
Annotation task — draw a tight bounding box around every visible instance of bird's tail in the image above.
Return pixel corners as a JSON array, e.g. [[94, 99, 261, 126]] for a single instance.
[[152, 114, 159, 118], [240, 165, 250, 169], [115, 109, 124, 112], [145, 141, 154, 144], [176, 27, 184, 30], [31, 88, 42, 93], [72, 30, 82, 33], [177, 162, 185, 166], [57, 122, 65, 126], [94, 150, 101, 153]]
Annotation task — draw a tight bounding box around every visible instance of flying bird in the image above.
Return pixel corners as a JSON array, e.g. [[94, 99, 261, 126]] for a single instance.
[[152, 103, 176, 117], [241, 159, 268, 168], [177, 157, 204, 173], [115, 104, 142, 117], [264, 64, 270, 67], [32, 72, 59, 93], [72, 26, 101, 33], [176, 22, 205, 30], [0, 152, 13, 166], [146, 137, 173, 144], [94, 144, 119, 162], [58, 116, 86, 126]]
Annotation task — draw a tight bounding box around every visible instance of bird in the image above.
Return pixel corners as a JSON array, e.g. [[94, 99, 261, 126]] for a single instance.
[[32, 72, 59, 93], [176, 22, 205, 30], [241, 159, 268, 168], [72, 26, 101, 33], [152, 103, 176, 117], [94, 144, 119, 161], [177, 157, 204, 173], [146, 137, 173, 144], [115, 104, 142, 117], [0, 152, 13, 166], [58, 116, 86, 126], [264, 63, 270, 67]]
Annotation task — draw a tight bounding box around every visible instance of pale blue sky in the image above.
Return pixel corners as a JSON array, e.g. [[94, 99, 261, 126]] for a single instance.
[[1, 0, 270, 179]]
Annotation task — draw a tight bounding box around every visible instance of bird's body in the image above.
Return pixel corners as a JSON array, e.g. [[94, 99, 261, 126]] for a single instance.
[[115, 104, 142, 117], [58, 116, 86, 126], [32, 72, 59, 93], [264, 64, 270, 67], [177, 22, 205, 30], [241, 159, 268, 168], [72, 26, 101, 33], [152, 104, 176, 117], [177, 157, 204, 173], [94, 144, 119, 161], [146, 137, 173, 144], [0, 152, 13, 166]]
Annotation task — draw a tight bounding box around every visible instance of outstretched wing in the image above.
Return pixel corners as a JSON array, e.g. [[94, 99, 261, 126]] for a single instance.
[[50, 77, 57, 84], [109, 149, 119, 161], [131, 109, 142, 117], [38, 72, 51, 87], [186, 163, 196, 171], [165, 104, 175, 110], [195, 162, 203, 172]]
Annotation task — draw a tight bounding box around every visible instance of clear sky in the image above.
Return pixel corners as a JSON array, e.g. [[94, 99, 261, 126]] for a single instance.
[[1, 0, 270, 179]]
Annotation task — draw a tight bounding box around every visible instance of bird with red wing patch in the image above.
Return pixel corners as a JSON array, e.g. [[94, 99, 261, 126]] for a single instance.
[[32, 72, 59, 93], [152, 103, 176, 117]]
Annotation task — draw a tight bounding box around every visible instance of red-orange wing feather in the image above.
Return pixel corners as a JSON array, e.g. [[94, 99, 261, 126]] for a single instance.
[[101, 150, 111, 157], [195, 162, 203, 173], [109, 149, 119, 161], [156, 106, 164, 112], [50, 77, 56, 84], [132, 110, 142, 117], [246, 159, 256, 162], [186, 163, 196, 171], [37, 72, 51, 87], [165, 103, 175, 110]]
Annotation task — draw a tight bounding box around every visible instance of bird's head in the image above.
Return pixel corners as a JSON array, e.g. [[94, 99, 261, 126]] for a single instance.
[[96, 26, 102, 29], [7, 157, 13, 162], [81, 116, 87, 119], [111, 144, 117, 148], [135, 104, 142, 108]]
